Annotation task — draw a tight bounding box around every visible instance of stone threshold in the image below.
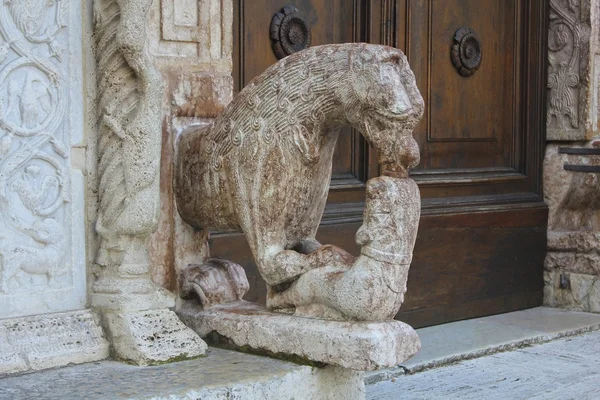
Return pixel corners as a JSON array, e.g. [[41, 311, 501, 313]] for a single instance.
[[0, 347, 364, 400], [365, 306, 600, 385], [3, 307, 599, 399]]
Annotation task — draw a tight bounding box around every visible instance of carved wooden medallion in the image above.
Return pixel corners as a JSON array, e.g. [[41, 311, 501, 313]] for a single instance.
[[451, 27, 482, 77], [270, 5, 311, 60]]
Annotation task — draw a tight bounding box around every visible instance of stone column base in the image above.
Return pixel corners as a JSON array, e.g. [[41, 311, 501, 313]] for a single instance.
[[92, 276, 208, 365], [103, 308, 207, 366], [0, 309, 109, 376]]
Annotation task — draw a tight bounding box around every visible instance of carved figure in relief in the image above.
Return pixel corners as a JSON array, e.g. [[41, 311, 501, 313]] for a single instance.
[[12, 165, 59, 213], [547, 0, 582, 131], [176, 43, 423, 321], [0, 217, 65, 292], [0, 0, 70, 294]]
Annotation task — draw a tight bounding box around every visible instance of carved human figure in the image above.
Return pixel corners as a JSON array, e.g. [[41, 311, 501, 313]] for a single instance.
[[176, 43, 423, 320], [268, 176, 420, 320]]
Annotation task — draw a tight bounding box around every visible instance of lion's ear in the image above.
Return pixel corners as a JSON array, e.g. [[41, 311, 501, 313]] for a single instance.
[[355, 225, 372, 246]]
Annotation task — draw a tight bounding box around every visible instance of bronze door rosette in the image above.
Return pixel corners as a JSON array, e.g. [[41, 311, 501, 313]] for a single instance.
[[270, 5, 311, 60], [451, 27, 482, 77]]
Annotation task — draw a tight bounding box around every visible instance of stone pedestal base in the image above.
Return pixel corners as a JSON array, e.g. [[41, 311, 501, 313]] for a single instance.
[[0, 309, 109, 376], [177, 301, 421, 371], [92, 277, 208, 365], [104, 308, 207, 366]]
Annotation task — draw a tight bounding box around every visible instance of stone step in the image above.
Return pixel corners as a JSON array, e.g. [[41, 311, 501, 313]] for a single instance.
[[4, 307, 599, 399], [0, 347, 364, 400], [366, 306, 600, 384]]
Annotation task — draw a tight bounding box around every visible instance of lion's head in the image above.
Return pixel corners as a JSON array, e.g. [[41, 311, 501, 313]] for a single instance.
[[347, 45, 424, 177]]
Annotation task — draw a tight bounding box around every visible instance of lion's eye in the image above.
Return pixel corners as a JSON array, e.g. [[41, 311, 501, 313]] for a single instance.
[[370, 213, 391, 224], [381, 64, 397, 81]]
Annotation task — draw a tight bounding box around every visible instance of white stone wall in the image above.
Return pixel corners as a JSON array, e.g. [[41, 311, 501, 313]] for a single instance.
[[0, 0, 86, 318]]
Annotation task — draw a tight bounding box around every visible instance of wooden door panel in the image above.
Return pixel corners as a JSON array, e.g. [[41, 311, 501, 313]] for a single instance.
[[401, 0, 523, 183], [394, 0, 548, 326], [427, 1, 516, 147]]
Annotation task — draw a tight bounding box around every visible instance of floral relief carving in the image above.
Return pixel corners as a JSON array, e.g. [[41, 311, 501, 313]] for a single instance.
[[0, 0, 71, 294]]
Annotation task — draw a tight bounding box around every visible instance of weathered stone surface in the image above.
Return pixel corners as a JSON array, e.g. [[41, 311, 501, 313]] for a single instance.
[[0, 0, 86, 319], [0, 348, 365, 400], [547, 0, 597, 141], [544, 141, 600, 314], [105, 308, 207, 366], [178, 301, 421, 371], [91, 0, 207, 364], [172, 73, 234, 118], [545, 251, 600, 275], [544, 143, 600, 231], [544, 270, 600, 312], [547, 231, 600, 251], [0, 310, 109, 376], [179, 259, 249, 309], [176, 43, 423, 323], [149, 0, 233, 66]]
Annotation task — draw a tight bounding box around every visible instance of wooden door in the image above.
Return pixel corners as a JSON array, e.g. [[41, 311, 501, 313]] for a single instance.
[[212, 0, 548, 327]]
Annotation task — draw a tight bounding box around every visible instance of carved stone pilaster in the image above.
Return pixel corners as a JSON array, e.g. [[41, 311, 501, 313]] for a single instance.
[[0, 0, 109, 375], [91, 0, 206, 365], [547, 0, 597, 141]]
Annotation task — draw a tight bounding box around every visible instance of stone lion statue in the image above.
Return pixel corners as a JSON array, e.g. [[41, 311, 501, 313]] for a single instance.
[[175, 43, 423, 321]]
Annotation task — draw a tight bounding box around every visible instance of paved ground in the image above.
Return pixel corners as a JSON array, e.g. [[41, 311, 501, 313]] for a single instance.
[[367, 330, 600, 400]]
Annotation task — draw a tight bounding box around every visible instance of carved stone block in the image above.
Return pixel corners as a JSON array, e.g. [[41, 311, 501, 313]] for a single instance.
[[178, 302, 421, 371], [0, 310, 109, 376], [547, 0, 596, 141], [105, 309, 207, 366]]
